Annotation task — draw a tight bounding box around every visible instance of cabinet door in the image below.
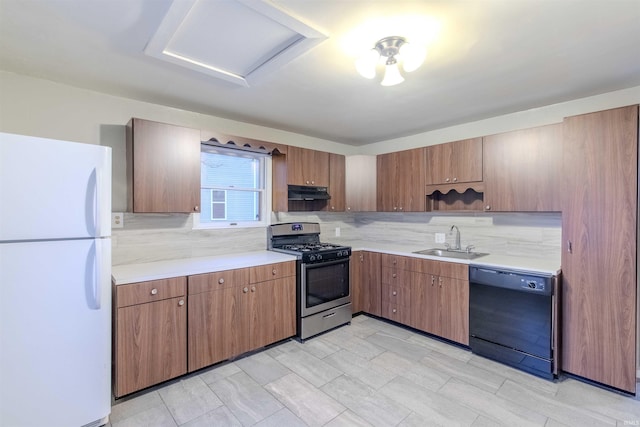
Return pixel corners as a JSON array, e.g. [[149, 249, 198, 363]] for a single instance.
[[410, 273, 438, 334], [451, 138, 483, 183], [439, 278, 469, 345], [483, 124, 562, 212], [561, 105, 638, 393], [287, 146, 329, 186], [345, 155, 377, 212], [249, 277, 296, 350], [362, 251, 382, 316], [351, 251, 363, 313], [425, 138, 482, 185], [376, 152, 397, 211], [127, 118, 201, 213], [115, 296, 187, 397], [188, 286, 248, 372], [396, 148, 426, 212], [327, 153, 345, 211], [425, 143, 450, 186]]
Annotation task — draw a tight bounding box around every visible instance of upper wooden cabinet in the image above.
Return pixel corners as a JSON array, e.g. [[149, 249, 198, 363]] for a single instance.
[[377, 148, 426, 212], [326, 153, 345, 212], [425, 138, 483, 186], [126, 118, 201, 213], [287, 146, 329, 187], [345, 155, 376, 212], [561, 105, 638, 394], [483, 124, 562, 212]]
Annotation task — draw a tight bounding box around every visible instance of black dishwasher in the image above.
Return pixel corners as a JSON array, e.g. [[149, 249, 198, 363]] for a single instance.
[[469, 266, 558, 379]]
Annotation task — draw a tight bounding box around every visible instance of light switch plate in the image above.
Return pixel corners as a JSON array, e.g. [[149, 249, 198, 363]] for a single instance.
[[111, 212, 124, 229], [435, 232, 446, 243], [335, 227, 341, 237]]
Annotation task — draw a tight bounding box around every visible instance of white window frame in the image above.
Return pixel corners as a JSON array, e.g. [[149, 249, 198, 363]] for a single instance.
[[193, 147, 272, 230]]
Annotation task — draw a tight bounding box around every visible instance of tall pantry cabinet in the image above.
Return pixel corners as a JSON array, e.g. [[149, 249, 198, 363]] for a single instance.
[[561, 105, 638, 394]]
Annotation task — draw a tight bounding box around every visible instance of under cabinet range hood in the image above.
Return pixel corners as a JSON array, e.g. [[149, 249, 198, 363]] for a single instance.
[[288, 184, 331, 201]]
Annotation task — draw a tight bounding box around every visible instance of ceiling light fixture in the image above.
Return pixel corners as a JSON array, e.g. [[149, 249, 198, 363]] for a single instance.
[[355, 36, 426, 86]]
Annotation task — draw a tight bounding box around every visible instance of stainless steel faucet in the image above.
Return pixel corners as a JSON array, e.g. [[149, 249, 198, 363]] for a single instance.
[[450, 225, 461, 251]]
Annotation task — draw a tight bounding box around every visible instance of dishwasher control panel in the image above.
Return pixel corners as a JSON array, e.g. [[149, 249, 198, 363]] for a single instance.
[[522, 278, 546, 291], [469, 266, 553, 296]]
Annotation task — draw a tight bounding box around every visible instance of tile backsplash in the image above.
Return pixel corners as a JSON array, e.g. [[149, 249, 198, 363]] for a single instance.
[[112, 211, 561, 266]]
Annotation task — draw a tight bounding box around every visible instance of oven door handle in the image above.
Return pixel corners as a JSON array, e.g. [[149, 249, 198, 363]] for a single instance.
[[301, 257, 349, 269]]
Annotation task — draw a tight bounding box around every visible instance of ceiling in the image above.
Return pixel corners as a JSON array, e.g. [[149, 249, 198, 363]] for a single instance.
[[1, 0, 639, 146]]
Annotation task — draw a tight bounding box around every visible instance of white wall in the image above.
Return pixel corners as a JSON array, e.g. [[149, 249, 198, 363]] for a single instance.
[[366, 86, 640, 154]]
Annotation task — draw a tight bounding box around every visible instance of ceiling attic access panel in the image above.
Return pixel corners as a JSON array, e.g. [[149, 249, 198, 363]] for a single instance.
[[144, 0, 327, 87]]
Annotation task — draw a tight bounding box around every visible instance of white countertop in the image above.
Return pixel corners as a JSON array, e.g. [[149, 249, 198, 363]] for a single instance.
[[112, 242, 560, 285], [112, 251, 298, 285], [349, 241, 561, 276]]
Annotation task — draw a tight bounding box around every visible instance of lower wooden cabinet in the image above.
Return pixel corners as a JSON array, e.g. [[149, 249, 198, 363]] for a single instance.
[[375, 254, 469, 346], [381, 266, 412, 324], [187, 262, 295, 372], [351, 251, 381, 316], [113, 277, 187, 398], [114, 261, 295, 397], [411, 274, 469, 345], [249, 277, 296, 350]]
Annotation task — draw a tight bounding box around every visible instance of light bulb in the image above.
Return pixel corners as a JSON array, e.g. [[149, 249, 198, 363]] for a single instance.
[[400, 42, 426, 73], [355, 48, 380, 79], [380, 62, 404, 86]]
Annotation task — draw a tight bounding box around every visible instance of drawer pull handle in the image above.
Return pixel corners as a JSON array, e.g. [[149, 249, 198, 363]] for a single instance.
[[272, 269, 277, 275], [218, 278, 225, 285], [323, 312, 336, 319], [392, 308, 397, 313], [150, 288, 158, 295], [392, 291, 397, 296], [392, 273, 397, 278], [251, 286, 256, 292], [243, 287, 249, 293], [178, 299, 184, 306]]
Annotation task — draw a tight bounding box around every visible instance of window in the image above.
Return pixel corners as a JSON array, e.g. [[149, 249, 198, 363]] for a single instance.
[[194, 145, 271, 228], [210, 189, 227, 220]]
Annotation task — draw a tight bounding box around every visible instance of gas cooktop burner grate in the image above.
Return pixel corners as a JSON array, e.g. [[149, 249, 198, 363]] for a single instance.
[[280, 243, 343, 252]]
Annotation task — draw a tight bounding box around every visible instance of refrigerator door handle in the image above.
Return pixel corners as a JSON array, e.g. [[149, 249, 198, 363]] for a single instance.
[[85, 241, 101, 310], [86, 166, 109, 238], [94, 240, 102, 310], [95, 167, 102, 237]]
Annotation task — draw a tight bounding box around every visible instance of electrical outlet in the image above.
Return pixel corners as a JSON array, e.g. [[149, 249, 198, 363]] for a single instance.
[[111, 212, 124, 229], [335, 227, 341, 237], [435, 232, 446, 243]]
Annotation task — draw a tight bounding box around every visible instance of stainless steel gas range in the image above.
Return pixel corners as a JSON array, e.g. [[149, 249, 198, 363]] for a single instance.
[[268, 222, 352, 340]]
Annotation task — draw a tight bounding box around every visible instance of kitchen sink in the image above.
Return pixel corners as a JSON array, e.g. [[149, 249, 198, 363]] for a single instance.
[[413, 248, 489, 260]]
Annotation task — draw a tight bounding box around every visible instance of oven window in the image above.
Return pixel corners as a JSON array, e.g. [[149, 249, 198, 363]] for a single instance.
[[305, 261, 349, 308]]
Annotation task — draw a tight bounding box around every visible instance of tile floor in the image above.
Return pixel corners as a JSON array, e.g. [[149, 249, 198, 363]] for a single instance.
[[108, 315, 640, 427]]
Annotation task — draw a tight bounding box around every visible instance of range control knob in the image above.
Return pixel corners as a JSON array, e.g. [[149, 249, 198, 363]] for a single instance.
[[317, 254, 323, 260], [309, 255, 316, 261]]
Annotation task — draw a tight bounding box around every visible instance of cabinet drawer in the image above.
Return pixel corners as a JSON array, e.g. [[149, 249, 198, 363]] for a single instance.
[[381, 300, 411, 324], [381, 283, 412, 307], [437, 261, 468, 280], [380, 253, 412, 270], [250, 261, 295, 283], [116, 277, 186, 308], [188, 268, 250, 294], [381, 267, 411, 286], [412, 258, 468, 280]]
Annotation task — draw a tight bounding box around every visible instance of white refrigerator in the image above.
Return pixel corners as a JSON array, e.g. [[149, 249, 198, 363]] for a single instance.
[[0, 132, 112, 427]]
